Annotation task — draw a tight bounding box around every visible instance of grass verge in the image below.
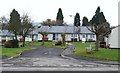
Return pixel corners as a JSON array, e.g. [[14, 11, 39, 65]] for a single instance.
[[26, 42, 68, 49], [72, 42, 120, 61], [0, 46, 32, 57]]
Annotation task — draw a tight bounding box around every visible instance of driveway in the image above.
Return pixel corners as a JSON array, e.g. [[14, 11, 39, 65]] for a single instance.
[[2, 46, 118, 71]]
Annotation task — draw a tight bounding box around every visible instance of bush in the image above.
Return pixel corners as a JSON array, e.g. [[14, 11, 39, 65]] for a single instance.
[[4, 40, 13, 48], [100, 41, 106, 48], [4, 40, 19, 48], [53, 40, 62, 46]]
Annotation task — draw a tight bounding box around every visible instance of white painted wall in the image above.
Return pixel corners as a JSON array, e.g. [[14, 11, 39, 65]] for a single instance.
[[38, 34, 42, 41], [48, 34, 53, 41], [109, 27, 119, 48], [65, 34, 71, 41], [0, 37, 1, 42], [38, 33, 96, 42]]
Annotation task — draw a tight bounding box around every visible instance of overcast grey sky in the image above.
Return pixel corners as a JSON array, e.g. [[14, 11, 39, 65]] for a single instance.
[[0, 0, 119, 26]]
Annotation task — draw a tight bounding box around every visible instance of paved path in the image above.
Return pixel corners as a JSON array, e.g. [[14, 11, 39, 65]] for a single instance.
[[1, 46, 119, 71]]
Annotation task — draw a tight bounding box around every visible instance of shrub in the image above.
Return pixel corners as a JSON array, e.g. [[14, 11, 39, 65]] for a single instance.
[[4, 40, 19, 48], [4, 40, 13, 48], [53, 40, 62, 46]]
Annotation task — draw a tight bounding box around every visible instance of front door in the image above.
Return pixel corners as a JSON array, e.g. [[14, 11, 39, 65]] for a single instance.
[[53, 33, 55, 40]]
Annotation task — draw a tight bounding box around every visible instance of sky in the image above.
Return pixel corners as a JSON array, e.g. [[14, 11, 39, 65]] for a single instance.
[[0, 0, 119, 26]]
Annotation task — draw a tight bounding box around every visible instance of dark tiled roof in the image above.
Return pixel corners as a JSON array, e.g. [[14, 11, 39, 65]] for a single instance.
[[38, 26, 93, 34], [28, 29, 39, 35], [0, 30, 14, 36]]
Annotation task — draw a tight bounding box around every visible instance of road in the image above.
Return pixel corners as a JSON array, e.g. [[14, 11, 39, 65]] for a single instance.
[[1, 46, 119, 71]]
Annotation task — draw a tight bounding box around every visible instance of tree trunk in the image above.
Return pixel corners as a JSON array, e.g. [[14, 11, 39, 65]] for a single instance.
[[95, 34, 99, 51], [15, 34, 18, 40], [63, 38, 65, 45], [78, 34, 80, 42], [14, 34, 19, 48], [42, 35, 44, 45], [22, 36, 25, 47]]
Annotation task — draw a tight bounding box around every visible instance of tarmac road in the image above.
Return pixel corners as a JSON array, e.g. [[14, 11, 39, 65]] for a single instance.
[[1, 46, 119, 71]]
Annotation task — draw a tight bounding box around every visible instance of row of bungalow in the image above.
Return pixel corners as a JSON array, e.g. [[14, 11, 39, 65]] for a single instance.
[[0, 25, 119, 49]]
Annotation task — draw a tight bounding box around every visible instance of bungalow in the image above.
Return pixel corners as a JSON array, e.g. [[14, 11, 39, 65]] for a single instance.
[[0, 26, 96, 43], [38, 26, 96, 42], [0, 29, 38, 42], [107, 25, 120, 49], [0, 30, 14, 42]]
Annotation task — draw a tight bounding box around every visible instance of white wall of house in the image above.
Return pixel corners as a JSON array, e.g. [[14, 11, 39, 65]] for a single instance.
[[81, 34, 96, 42], [0, 36, 2, 42], [38, 34, 42, 41], [25, 37, 32, 42], [58, 34, 62, 40], [64, 34, 71, 41], [109, 27, 119, 48], [38, 33, 96, 42], [48, 34, 53, 41], [0, 36, 13, 42]]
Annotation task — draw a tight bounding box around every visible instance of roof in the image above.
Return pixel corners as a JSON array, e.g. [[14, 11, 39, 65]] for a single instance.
[[0, 26, 94, 36], [0, 30, 14, 36], [38, 26, 93, 34], [28, 29, 39, 35]]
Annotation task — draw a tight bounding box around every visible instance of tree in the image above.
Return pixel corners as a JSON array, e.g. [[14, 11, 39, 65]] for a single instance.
[[74, 13, 81, 41], [8, 9, 21, 40], [20, 14, 34, 47], [41, 19, 56, 26], [0, 16, 8, 30], [40, 32, 48, 45], [8, 9, 21, 48], [41, 19, 67, 26], [87, 6, 111, 51], [38, 26, 49, 45], [74, 13, 80, 26], [56, 8, 64, 26], [61, 33, 66, 45], [82, 16, 89, 26]]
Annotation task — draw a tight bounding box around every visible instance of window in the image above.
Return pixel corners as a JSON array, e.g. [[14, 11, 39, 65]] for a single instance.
[[55, 34, 58, 40], [90, 35, 92, 38], [53, 34, 58, 40], [93, 35, 94, 38], [71, 34, 77, 38], [86, 34, 88, 38], [82, 35, 85, 38], [71, 34, 74, 37]]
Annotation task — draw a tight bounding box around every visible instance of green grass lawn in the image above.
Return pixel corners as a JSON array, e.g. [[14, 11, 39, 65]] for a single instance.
[[0, 46, 32, 57], [26, 42, 68, 49], [72, 42, 120, 61]]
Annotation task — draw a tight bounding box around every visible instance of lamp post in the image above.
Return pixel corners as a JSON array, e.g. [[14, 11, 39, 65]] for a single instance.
[[69, 15, 81, 42], [69, 15, 75, 42]]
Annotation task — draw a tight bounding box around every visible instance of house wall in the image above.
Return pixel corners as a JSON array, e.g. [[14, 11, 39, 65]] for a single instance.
[[38, 34, 42, 41], [109, 27, 119, 48], [0, 36, 13, 42], [48, 34, 53, 41], [81, 34, 96, 42], [0, 37, 1, 42], [38, 33, 96, 42]]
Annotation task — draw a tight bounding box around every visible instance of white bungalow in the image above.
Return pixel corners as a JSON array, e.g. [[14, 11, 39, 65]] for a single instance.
[[108, 25, 120, 49], [0, 30, 14, 42], [38, 26, 96, 42], [0, 29, 38, 42]]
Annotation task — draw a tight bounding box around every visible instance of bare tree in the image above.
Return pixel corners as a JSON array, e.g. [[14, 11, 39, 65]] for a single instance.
[[20, 14, 34, 47], [0, 16, 8, 30]]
